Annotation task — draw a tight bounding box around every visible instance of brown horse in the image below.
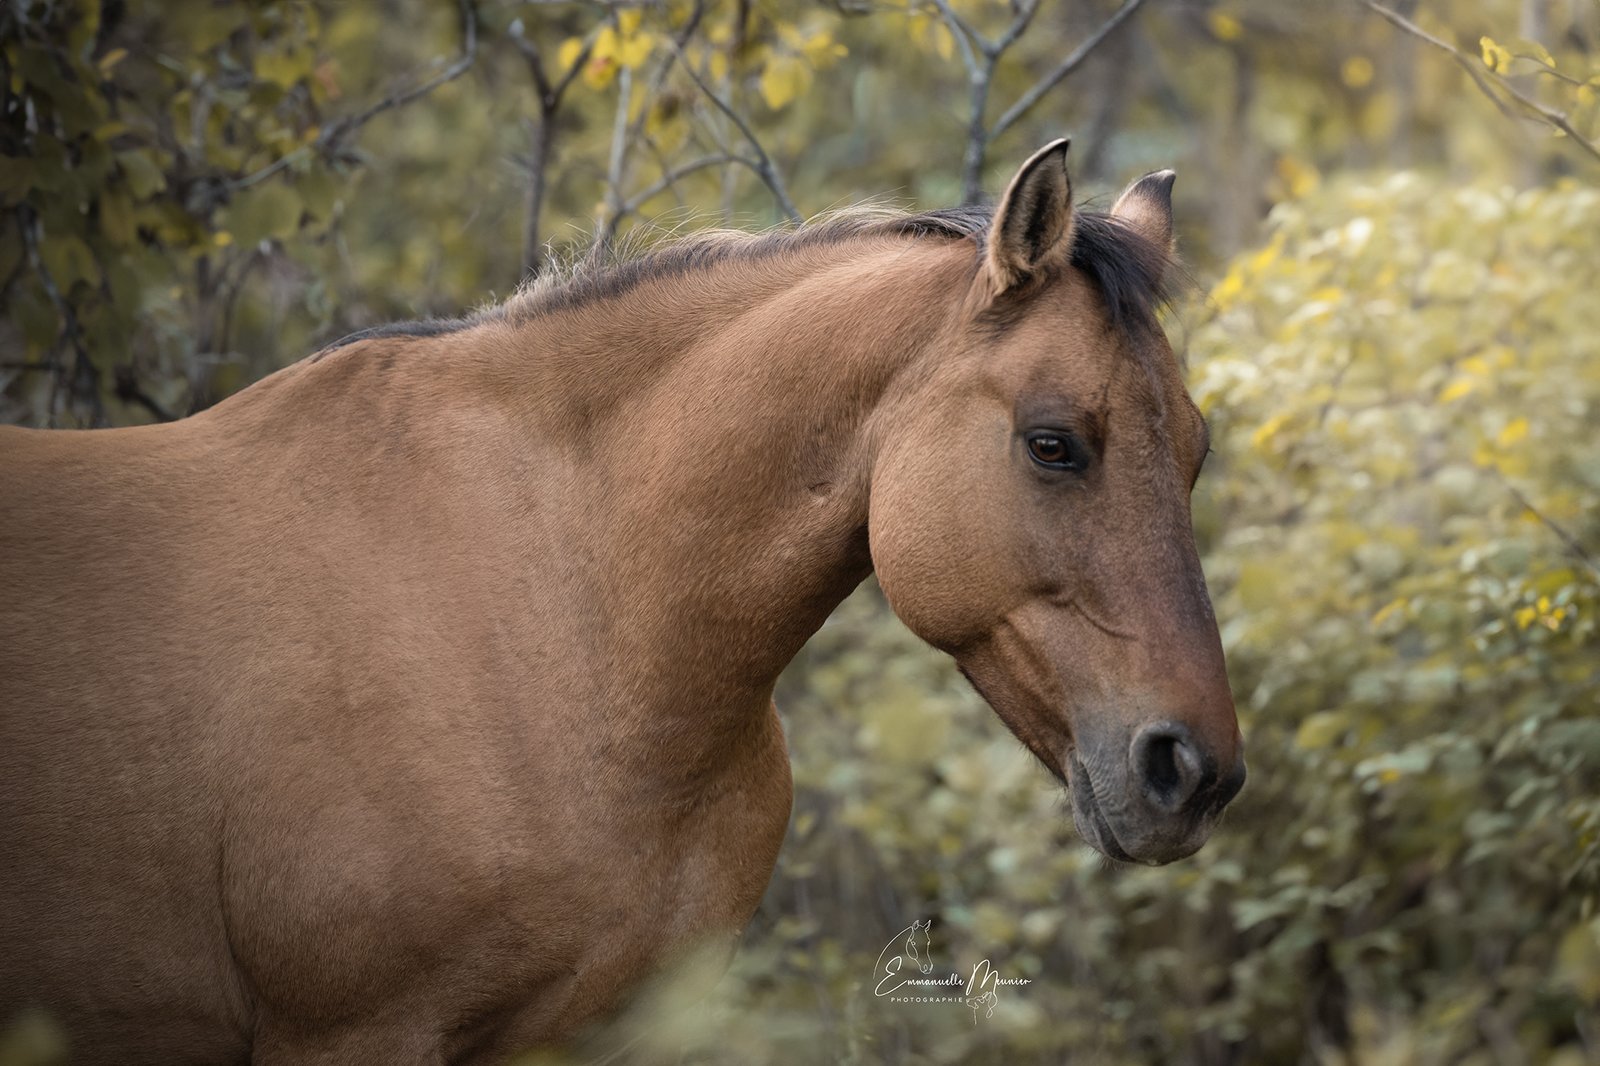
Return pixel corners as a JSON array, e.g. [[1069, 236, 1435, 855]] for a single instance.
[[0, 141, 1244, 1063]]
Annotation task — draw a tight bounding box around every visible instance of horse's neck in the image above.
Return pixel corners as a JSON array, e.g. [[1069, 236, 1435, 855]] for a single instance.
[[478, 239, 968, 701]]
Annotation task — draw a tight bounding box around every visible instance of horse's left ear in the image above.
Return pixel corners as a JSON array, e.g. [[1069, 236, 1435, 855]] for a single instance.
[[981, 138, 1075, 299], [1111, 170, 1177, 256]]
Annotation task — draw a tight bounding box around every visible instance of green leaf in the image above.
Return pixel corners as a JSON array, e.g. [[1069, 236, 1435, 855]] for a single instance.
[[0, 155, 34, 205], [224, 182, 303, 246], [98, 189, 137, 245], [39, 234, 102, 291], [116, 150, 166, 200]]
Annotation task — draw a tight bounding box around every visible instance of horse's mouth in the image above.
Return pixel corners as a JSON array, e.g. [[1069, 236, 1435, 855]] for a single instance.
[[1066, 754, 1136, 864]]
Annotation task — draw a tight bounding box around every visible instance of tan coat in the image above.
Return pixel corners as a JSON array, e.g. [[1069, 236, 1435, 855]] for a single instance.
[[0, 144, 1242, 1063]]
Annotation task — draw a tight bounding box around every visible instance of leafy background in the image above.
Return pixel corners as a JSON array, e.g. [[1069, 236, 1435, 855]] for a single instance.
[[1, 1, 1597, 1063]]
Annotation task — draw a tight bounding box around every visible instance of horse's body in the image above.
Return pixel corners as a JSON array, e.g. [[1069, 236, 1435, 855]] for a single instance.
[[1, 144, 1244, 1063]]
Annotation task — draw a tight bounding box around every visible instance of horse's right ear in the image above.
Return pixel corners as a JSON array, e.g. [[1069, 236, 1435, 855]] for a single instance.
[[978, 138, 1075, 303]]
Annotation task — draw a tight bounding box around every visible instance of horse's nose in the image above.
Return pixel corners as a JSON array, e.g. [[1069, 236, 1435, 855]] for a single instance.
[[1129, 721, 1243, 817]]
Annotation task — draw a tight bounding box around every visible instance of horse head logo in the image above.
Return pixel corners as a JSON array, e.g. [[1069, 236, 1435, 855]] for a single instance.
[[904, 918, 933, 974]]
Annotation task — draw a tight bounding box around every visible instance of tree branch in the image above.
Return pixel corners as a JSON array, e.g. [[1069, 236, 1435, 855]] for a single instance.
[[604, 153, 749, 240], [1498, 476, 1600, 580], [666, 36, 801, 223], [231, 0, 480, 191], [599, 64, 635, 246], [1359, 0, 1600, 165], [113, 365, 178, 423], [991, 0, 1149, 140], [511, 18, 595, 277], [16, 205, 106, 426], [929, 0, 982, 79]]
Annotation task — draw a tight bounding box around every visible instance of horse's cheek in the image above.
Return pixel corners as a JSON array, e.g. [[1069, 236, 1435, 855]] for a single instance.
[[868, 444, 1014, 652]]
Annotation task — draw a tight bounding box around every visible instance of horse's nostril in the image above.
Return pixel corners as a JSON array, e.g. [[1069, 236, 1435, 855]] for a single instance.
[[1131, 722, 1208, 813], [1145, 734, 1182, 794]]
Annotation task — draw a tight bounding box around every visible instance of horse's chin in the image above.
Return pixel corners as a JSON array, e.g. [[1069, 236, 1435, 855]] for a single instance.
[[1067, 752, 1211, 866]]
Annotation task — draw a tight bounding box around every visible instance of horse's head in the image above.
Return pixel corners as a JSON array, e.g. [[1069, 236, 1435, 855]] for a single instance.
[[870, 140, 1244, 865], [905, 919, 933, 974]]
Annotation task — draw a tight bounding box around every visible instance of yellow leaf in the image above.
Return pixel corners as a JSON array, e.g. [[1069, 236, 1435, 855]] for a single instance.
[[1460, 355, 1489, 376], [1508, 36, 1555, 67], [1341, 56, 1374, 90], [617, 10, 643, 35], [1251, 412, 1290, 451], [97, 48, 128, 73], [556, 37, 585, 75], [708, 50, 729, 83], [1497, 417, 1529, 447], [1370, 598, 1407, 628], [1515, 606, 1538, 630], [1246, 234, 1283, 275], [1208, 12, 1243, 41], [1439, 378, 1476, 404], [759, 54, 809, 110], [583, 31, 619, 90], [801, 31, 848, 68], [213, 231, 233, 248], [1296, 711, 1348, 750], [1480, 36, 1512, 75], [1276, 155, 1320, 199], [617, 31, 654, 69]]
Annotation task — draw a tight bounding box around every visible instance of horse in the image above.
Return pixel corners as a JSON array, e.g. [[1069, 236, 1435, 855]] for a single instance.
[[0, 139, 1245, 1063]]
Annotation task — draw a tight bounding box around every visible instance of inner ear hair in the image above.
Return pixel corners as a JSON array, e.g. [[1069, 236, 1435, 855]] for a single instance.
[[982, 138, 1076, 298]]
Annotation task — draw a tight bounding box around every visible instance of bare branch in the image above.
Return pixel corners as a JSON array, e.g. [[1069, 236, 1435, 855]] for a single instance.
[[551, 39, 597, 102], [665, 36, 801, 223], [991, 0, 1149, 140], [231, 0, 480, 191], [1499, 476, 1600, 581], [990, 0, 1042, 57], [511, 20, 596, 277], [623, 1, 707, 148], [512, 30, 555, 104], [928, 0, 982, 78], [319, 0, 480, 148], [113, 366, 178, 423], [602, 65, 636, 236], [1360, 0, 1600, 165], [605, 153, 749, 240], [16, 206, 106, 426]]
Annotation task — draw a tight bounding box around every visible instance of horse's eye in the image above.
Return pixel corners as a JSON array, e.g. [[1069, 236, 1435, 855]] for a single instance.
[[1026, 432, 1080, 471]]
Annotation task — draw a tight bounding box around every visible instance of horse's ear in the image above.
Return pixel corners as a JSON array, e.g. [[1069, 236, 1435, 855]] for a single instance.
[[981, 138, 1075, 299], [1111, 169, 1177, 257]]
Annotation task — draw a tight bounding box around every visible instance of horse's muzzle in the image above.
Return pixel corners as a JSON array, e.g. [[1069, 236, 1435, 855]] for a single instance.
[[1066, 725, 1245, 865]]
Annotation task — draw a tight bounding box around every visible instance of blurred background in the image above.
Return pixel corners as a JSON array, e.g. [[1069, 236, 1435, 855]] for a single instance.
[[1, 1, 1597, 1063]]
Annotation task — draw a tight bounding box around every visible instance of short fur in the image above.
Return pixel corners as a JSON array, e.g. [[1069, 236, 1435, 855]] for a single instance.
[[1, 150, 1238, 1064]]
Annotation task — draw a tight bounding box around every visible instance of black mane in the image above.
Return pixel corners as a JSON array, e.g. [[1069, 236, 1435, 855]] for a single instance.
[[317, 203, 1173, 354]]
